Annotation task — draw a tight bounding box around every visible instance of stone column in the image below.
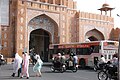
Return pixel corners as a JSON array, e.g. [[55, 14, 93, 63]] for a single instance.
[[60, 0, 62, 5], [45, 0, 48, 3], [63, 0, 65, 6], [110, 10, 111, 17], [105, 11, 107, 15], [53, 0, 55, 4], [101, 11, 102, 15]]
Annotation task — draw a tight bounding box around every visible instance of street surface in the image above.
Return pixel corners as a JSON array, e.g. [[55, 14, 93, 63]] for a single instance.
[[0, 64, 98, 80]]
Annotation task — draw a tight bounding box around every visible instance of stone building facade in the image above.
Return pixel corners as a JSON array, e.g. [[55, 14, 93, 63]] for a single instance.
[[110, 28, 120, 41], [0, 0, 115, 61]]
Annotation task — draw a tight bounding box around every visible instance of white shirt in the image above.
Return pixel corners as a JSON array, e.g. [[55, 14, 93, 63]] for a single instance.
[[73, 55, 78, 64], [112, 57, 118, 67], [34, 54, 40, 60], [99, 57, 106, 64]]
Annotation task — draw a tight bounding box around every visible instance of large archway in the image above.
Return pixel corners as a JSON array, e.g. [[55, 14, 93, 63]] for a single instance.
[[85, 29, 105, 41], [28, 14, 59, 62], [29, 29, 50, 62]]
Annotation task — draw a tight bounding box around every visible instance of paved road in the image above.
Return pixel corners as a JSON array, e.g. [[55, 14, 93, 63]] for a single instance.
[[0, 64, 98, 80]]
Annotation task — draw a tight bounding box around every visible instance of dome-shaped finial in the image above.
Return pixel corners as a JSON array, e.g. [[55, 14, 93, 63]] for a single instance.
[[102, 3, 110, 8], [98, 1, 114, 17]]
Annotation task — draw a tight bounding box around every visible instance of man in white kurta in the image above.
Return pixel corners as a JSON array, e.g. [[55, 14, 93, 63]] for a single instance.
[[11, 53, 22, 77]]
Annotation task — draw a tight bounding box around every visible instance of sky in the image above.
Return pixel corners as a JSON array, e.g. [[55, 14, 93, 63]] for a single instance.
[[73, 0, 120, 28]]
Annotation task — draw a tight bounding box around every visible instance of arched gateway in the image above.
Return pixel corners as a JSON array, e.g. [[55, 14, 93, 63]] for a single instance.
[[85, 29, 105, 41], [28, 14, 59, 62], [0, 0, 114, 62]]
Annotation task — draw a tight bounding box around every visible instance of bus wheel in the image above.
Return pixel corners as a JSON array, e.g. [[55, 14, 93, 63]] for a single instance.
[[79, 58, 86, 69]]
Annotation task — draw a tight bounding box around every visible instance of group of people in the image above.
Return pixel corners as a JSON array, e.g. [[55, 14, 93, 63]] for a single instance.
[[97, 53, 118, 73], [99, 53, 118, 67], [11, 52, 43, 79], [9, 50, 119, 79], [52, 52, 78, 67]]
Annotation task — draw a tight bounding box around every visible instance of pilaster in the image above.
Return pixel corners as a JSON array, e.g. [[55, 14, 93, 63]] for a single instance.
[[45, 0, 48, 3], [53, 0, 55, 4]]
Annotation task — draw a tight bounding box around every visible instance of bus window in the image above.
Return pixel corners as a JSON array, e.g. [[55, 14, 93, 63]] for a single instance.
[[49, 49, 54, 54], [99, 45, 101, 50], [76, 48, 82, 55], [104, 55, 107, 60], [70, 48, 76, 53], [90, 46, 99, 53], [107, 42, 115, 45], [83, 48, 90, 55], [77, 48, 91, 55], [108, 55, 111, 59], [64, 48, 70, 54], [93, 46, 99, 53]]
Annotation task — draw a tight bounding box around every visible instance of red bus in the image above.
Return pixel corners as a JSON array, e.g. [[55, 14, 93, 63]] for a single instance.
[[49, 40, 118, 68]]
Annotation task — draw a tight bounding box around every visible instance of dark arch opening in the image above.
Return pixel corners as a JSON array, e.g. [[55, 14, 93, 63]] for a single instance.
[[88, 36, 98, 41], [29, 29, 50, 62], [86, 29, 104, 41]]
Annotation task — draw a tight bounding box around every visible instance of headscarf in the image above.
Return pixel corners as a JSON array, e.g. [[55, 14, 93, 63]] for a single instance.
[[23, 52, 30, 66], [33, 55, 43, 72], [15, 53, 22, 63], [37, 55, 43, 64]]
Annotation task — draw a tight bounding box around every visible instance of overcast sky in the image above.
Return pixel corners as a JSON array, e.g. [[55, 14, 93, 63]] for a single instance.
[[73, 0, 120, 28]]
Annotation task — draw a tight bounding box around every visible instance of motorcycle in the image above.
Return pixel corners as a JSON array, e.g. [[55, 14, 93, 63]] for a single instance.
[[65, 60, 78, 72], [0, 59, 7, 66], [50, 60, 66, 73], [94, 62, 106, 72], [97, 62, 118, 80]]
